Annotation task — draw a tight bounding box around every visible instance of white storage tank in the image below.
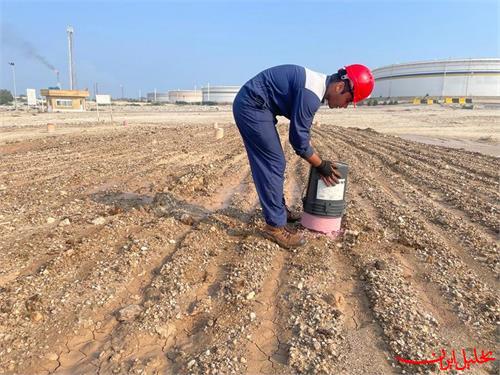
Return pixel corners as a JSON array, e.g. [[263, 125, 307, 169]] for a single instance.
[[147, 92, 169, 103], [372, 58, 500, 98], [202, 85, 241, 104], [168, 90, 202, 104]]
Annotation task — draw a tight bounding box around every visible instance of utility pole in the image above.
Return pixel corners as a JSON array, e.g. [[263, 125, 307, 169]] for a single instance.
[[8, 62, 17, 110], [120, 84, 124, 99], [139, 89, 141, 101]]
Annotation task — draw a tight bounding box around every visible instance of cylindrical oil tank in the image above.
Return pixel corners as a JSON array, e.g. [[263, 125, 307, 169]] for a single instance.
[[168, 90, 202, 104], [146, 92, 169, 103], [202, 86, 241, 104], [372, 58, 500, 98]]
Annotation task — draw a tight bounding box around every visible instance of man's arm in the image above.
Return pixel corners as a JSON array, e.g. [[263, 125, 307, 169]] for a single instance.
[[289, 88, 340, 186]]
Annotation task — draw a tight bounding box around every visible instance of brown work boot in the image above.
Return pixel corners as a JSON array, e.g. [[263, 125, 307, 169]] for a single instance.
[[286, 206, 302, 223], [262, 224, 306, 249]]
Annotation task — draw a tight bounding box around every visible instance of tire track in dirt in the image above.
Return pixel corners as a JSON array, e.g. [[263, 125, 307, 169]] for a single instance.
[[366, 130, 499, 181], [316, 127, 499, 273], [314, 128, 497, 373], [2, 117, 497, 375], [40, 150, 256, 374], [345, 127, 498, 186], [329, 128, 498, 233], [345, 129, 499, 209], [0, 128, 245, 285], [1, 211, 189, 374], [0, 126, 248, 373]]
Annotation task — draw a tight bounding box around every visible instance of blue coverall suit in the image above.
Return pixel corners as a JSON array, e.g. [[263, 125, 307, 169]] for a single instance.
[[233, 65, 331, 227]]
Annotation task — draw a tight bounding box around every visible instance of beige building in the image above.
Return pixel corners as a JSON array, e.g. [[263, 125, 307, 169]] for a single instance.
[[40, 89, 89, 112]]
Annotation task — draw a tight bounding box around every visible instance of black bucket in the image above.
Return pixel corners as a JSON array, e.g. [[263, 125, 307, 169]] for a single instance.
[[302, 162, 349, 217]]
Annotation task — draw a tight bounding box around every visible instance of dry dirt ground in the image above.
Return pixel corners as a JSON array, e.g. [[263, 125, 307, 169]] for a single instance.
[[0, 105, 498, 374]]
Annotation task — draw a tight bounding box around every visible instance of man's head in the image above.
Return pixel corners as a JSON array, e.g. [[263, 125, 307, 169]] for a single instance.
[[324, 64, 375, 108], [324, 69, 353, 109]]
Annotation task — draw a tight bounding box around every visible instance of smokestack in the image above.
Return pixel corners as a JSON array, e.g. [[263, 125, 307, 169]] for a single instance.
[[54, 69, 61, 89], [67, 26, 75, 90]]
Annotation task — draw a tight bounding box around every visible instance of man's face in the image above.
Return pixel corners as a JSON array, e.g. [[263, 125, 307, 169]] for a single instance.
[[325, 81, 353, 108]]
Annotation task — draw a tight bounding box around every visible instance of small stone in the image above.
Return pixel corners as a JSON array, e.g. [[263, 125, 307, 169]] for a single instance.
[[240, 357, 247, 364], [313, 341, 321, 350], [250, 312, 256, 321], [297, 282, 304, 290], [332, 292, 345, 309], [91, 217, 106, 225], [187, 359, 196, 369], [46, 217, 56, 224], [140, 246, 148, 251], [116, 304, 142, 322], [156, 324, 176, 338], [59, 218, 71, 226], [168, 239, 176, 244], [205, 349, 211, 356], [180, 213, 194, 226], [246, 291, 255, 300], [30, 311, 43, 322], [46, 352, 59, 361], [210, 226, 216, 232], [374, 260, 387, 270]]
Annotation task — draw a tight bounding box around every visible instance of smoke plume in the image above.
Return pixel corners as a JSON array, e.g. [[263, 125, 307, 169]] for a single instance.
[[2, 24, 57, 71]]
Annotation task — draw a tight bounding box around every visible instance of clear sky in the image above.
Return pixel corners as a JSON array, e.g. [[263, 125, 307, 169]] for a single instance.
[[1, 0, 498, 98]]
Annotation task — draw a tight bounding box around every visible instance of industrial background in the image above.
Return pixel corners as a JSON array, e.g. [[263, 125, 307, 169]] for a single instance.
[[146, 86, 241, 104], [372, 58, 500, 99]]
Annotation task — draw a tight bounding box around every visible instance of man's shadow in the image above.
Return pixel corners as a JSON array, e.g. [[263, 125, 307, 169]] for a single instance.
[[89, 190, 258, 237]]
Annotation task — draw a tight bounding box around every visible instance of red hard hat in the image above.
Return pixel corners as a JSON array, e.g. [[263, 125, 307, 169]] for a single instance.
[[344, 64, 374, 104]]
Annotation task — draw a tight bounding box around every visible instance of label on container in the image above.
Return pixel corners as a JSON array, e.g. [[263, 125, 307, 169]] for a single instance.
[[316, 179, 345, 201]]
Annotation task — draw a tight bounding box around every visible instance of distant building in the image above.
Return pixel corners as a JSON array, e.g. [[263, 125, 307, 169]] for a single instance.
[[40, 89, 89, 112], [146, 92, 169, 103], [168, 90, 202, 103]]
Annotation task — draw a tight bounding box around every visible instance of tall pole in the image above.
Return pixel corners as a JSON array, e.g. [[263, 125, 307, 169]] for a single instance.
[[67, 26, 74, 90], [120, 84, 124, 99], [139, 89, 141, 101], [8, 62, 17, 110]]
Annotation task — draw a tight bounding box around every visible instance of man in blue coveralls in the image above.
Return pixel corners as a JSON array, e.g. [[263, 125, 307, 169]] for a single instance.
[[233, 64, 374, 249]]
